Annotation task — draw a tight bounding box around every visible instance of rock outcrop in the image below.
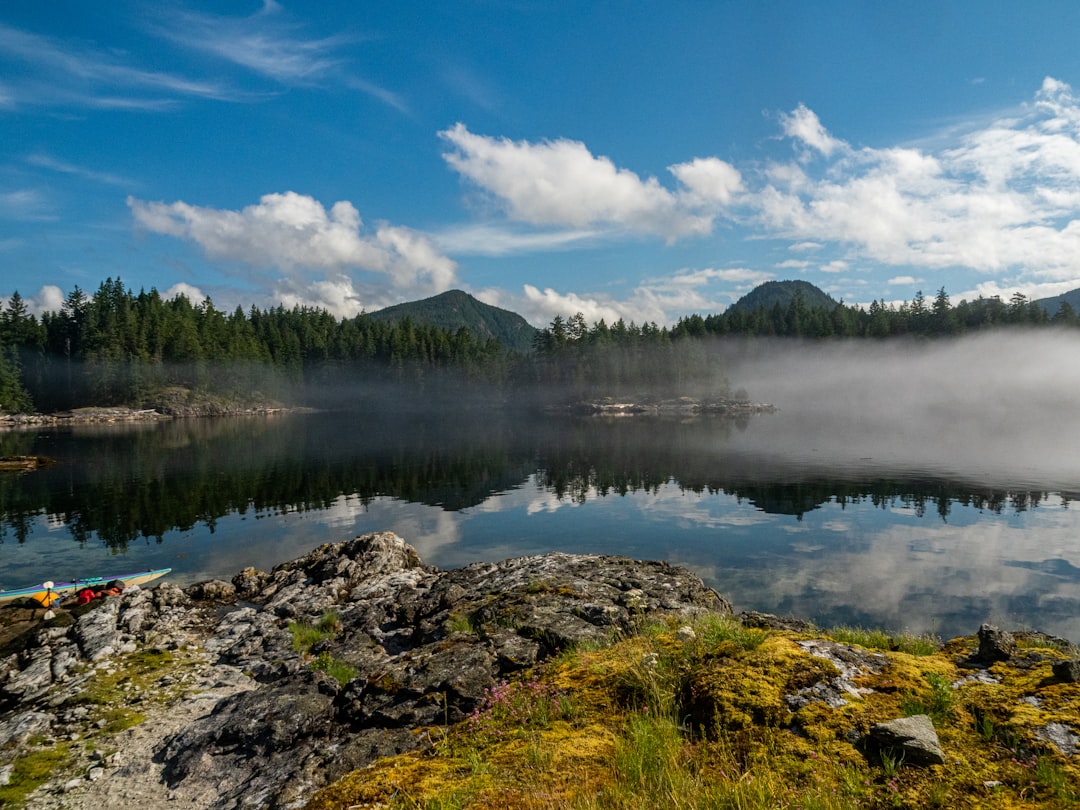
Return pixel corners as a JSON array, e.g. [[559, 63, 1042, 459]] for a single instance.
[[2, 532, 729, 808]]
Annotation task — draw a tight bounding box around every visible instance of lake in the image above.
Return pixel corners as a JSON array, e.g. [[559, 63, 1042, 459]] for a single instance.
[[3, 387, 1079, 644]]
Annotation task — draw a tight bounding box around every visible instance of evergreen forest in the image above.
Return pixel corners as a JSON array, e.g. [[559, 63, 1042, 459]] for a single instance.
[[0, 277, 1078, 415]]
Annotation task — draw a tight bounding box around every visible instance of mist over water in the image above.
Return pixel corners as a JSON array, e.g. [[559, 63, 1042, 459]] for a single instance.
[[720, 330, 1080, 490], [4, 331, 1080, 640]]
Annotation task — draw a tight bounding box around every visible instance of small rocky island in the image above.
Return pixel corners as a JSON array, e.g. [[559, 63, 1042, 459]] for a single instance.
[[555, 396, 778, 416], [1, 533, 1078, 809]]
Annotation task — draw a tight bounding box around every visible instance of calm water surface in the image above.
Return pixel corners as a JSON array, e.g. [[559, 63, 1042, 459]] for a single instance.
[[2, 407, 1079, 642]]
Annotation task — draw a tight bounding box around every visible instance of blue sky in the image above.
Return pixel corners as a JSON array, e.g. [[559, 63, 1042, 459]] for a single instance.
[[5, 1, 1080, 327]]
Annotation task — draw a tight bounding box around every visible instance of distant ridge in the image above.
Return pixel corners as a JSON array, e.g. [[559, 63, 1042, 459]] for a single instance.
[[1034, 286, 1080, 317], [364, 290, 538, 353], [727, 280, 837, 313]]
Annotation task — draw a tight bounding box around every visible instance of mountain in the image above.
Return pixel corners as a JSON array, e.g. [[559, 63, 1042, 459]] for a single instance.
[[365, 290, 538, 353], [727, 280, 837, 313], [1034, 287, 1080, 317]]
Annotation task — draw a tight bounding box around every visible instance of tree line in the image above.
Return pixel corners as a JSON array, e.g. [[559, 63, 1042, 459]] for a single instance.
[[669, 287, 1077, 340], [0, 278, 512, 413], [1, 278, 1077, 414]]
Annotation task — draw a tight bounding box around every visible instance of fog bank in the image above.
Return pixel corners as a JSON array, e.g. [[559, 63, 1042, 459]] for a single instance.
[[721, 330, 1080, 490]]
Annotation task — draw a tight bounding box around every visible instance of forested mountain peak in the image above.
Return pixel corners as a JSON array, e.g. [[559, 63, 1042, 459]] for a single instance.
[[727, 280, 837, 313], [365, 290, 538, 353], [1034, 286, 1080, 318]]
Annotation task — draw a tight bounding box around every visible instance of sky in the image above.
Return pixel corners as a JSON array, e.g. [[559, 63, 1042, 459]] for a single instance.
[[5, 1, 1080, 328]]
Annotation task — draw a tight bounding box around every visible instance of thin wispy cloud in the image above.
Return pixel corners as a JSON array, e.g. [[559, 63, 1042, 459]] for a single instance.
[[433, 223, 603, 256], [0, 189, 56, 222], [147, 2, 408, 113], [0, 22, 230, 110], [27, 153, 133, 188]]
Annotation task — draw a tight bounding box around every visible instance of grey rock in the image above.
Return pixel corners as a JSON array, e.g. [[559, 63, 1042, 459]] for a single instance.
[[1, 531, 731, 810], [1052, 658, 1080, 683], [739, 611, 815, 633], [975, 623, 1015, 663], [156, 532, 728, 809], [1035, 722, 1080, 755], [75, 598, 122, 662], [788, 640, 888, 710], [869, 714, 946, 766], [0, 709, 53, 746], [2, 645, 54, 706], [187, 579, 237, 602], [676, 625, 697, 642]]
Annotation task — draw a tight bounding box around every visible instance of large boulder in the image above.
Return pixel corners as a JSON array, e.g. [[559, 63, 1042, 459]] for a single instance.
[[868, 714, 946, 766]]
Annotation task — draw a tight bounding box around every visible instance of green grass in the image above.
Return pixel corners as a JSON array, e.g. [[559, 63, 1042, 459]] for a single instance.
[[900, 671, 954, 725], [446, 612, 476, 635], [696, 613, 769, 651], [827, 624, 942, 656], [312, 651, 358, 686], [288, 610, 342, 652]]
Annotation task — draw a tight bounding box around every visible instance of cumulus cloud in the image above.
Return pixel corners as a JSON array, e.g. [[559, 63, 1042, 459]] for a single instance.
[[439, 78, 1080, 306], [439, 123, 739, 241], [4, 285, 66, 316], [475, 265, 770, 328], [128, 191, 458, 316], [163, 282, 206, 303], [779, 103, 849, 158], [751, 77, 1080, 294]]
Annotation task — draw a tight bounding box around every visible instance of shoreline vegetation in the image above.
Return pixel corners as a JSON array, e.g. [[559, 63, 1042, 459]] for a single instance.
[[0, 534, 1078, 809]]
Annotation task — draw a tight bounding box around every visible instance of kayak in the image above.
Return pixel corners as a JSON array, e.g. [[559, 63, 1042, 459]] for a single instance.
[[0, 568, 172, 606]]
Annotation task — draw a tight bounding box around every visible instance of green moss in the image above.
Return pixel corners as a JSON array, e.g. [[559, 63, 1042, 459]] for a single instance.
[[302, 620, 1080, 810], [0, 741, 73, 807]]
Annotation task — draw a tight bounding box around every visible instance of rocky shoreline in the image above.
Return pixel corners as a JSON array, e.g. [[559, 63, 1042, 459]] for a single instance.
[[0, 405, 298, 432], [1, 533, 1078, 808]]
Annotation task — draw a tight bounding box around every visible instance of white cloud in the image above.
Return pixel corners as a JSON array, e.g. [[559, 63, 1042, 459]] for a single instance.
[[147, 1, 406, 112], [0, 188, 55, 221], [819, 260, 848, 274], [0, 21, 229, 110], [669, 156, 744, 205], [887, 276, 918, 286], [747, 79, 1080, 293], [163, 282, 206, 303], [128, 192, 458, 317], [477, 265, 767, 328], [26, 153, 132, 187], [7, 285, 66, 316], [434, 223, 602, 256], [439, 123, 730, 241], [779, 103, 848, 158]]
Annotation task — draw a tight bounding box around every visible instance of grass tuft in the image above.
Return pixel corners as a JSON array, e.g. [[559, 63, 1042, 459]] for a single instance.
[[827, 624, 942, 656]]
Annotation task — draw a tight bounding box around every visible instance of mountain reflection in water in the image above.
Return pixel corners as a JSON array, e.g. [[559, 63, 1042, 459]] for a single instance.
[[1, 407, 1078, 643]]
